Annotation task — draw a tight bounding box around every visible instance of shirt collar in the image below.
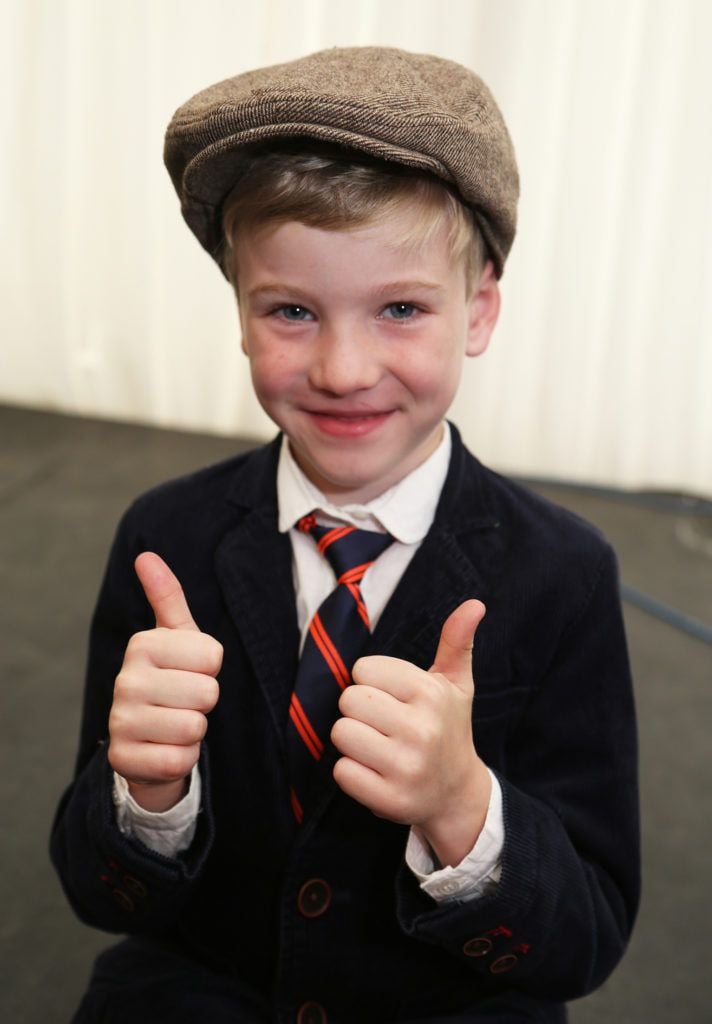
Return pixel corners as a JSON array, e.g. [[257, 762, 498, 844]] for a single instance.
[[277, 423, 451, 544]]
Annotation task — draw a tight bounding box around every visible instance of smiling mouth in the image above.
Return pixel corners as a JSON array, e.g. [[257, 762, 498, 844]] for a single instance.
[[311, 410, 386, 419], [306, 409, 392, 436]]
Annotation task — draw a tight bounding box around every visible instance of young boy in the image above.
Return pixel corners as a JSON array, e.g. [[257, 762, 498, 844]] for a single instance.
[[51, 47, 640, 1023]]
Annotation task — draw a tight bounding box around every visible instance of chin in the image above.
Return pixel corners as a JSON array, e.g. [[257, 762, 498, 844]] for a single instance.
[[313, 466, 382, 503]]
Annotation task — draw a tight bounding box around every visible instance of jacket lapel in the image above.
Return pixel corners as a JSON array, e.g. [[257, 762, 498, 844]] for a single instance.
[[213, 439, 300, 754], [371, 423, 501, 667], [369, 522, 491, 667]]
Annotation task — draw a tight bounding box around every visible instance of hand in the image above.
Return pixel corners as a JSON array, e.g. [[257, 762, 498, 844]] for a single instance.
[[331, 600, 490, 867], [108, 552, 222, 812]]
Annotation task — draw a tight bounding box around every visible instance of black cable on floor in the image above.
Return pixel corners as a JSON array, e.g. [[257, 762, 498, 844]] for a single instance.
[[513, 476, 712, 647], [620, 584, 712, 646], [514, 476, 712, 516]]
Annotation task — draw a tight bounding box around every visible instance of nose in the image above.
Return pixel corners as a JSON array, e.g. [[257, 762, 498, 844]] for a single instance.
[[308, 323, 381, 395]]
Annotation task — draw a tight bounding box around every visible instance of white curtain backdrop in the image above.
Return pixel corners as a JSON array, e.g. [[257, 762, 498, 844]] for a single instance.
[[2, 0, 711, 496]]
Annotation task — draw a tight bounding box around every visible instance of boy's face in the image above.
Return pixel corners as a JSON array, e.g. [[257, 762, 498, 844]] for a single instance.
[[235, 209, 500, 504]]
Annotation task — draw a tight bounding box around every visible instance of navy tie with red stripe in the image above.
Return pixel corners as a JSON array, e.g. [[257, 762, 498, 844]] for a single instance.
[[287, 513, 393, 824]]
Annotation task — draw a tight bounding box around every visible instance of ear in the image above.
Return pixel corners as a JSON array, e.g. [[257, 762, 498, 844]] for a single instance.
[[238, 329, 249, 355], [465, 260, 501, 358], [235, 295, 249, 356]]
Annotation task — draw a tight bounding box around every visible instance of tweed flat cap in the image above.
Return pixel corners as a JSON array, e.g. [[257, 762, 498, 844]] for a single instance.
[[164, 46, 519, 277]]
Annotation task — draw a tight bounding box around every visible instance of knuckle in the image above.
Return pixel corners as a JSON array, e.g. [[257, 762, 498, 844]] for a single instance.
[[181, 712, 207, 745], [338, 687, 356, 715], [350, 657, 368, 683], [125, 630, 156, 660], [400, 747, 428, 785], [385, 787, 412, 823], [202, 676, 220, 709], [192, 676, 219, 712], [106, 739, 126, 775], [113, 668, 135, 700], [113, 667, 150, 706], [198, 635, 223, 675], [108, 697, 142, 740], [108, 741, 146, 783], [158, 746, 194, 782], [330, 717, 347, 747], [410, 706, 443, 747], [209, 638, 224, 668], [420, 681, 444, 711], [107, 705, 125, 739], [416, 720, 440, 750], [332, 754, 349, 787]]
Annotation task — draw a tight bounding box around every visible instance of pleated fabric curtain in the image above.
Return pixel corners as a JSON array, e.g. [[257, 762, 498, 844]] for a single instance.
[[2, 0, 710, 497]]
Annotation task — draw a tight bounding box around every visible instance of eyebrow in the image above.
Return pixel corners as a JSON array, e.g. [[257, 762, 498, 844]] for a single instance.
[[371, 280, 445, 298], [245, 280, 445, 302], [245, 284, 308, 302]]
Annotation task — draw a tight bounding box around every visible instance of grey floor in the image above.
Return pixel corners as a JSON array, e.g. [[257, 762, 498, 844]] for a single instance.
[[1, 404, 710, 1023]]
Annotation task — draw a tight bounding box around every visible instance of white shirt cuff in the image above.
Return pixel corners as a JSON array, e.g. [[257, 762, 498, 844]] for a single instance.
[[112, 765, 201, 858], [405, 769, 503, 902]]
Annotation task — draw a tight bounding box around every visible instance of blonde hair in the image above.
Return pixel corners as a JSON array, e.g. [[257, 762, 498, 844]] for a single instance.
[[220, 143, 485, 292]]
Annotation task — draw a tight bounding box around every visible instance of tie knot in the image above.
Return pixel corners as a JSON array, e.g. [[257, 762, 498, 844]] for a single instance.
[[298, 514, 392, 579]]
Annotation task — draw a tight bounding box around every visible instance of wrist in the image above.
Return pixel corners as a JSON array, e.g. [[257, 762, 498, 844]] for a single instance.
[[127, 777, 190, 812], [420, 756, 492, 868]]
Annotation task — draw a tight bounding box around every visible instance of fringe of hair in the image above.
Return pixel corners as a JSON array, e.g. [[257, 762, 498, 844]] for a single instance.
[[220, 143, 485, 293]]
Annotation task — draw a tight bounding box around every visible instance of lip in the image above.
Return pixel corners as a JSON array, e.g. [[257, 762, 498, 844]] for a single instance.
[[305, 409, 393, 438]]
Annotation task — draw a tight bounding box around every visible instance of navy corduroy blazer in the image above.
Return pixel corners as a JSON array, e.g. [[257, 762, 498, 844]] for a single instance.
[[51, 425, 640, 1022]]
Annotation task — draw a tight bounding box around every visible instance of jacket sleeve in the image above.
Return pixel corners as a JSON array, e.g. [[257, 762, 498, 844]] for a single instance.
[[49, 504, 215, 934], [395, 545, 640, 1001]]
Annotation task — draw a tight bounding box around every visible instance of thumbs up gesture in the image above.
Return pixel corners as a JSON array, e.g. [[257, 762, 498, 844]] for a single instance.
[[331, 600, 491, 867], [108, 552, 222, 812]]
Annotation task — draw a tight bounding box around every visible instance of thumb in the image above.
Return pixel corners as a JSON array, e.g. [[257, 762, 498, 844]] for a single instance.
[[429, 599, 485, 690], [134, 551, 199, 631]]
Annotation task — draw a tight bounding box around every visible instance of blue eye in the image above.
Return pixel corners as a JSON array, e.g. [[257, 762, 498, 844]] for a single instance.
[[277, 305, 313, 321], [383, 302, 417, 320]]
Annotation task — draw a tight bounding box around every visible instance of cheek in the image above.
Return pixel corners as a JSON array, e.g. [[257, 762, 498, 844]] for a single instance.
[[397, 347, 464, 404], [248, 349, 301, 400]]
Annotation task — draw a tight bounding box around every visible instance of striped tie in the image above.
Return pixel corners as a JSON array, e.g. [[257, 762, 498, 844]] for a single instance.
[[287, 513, 393, 824]]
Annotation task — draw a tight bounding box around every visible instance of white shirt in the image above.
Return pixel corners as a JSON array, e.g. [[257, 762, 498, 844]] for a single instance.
[[114, 423, 503, 901]]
